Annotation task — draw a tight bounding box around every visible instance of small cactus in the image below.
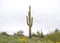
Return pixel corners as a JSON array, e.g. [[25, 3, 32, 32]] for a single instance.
[[26, 6, 33, 39]]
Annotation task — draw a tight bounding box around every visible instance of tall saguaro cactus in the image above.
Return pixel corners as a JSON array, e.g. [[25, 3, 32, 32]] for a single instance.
[[26, 6, 33, 39]]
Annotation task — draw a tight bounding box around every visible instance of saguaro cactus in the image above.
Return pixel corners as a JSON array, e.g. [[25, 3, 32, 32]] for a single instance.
[[26, 6, 33, 39]]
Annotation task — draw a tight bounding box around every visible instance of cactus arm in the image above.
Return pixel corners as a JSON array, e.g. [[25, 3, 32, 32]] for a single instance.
[[31, 17, 33, 27], [26, 16, 29, 26], [30, 17, 33, 27]]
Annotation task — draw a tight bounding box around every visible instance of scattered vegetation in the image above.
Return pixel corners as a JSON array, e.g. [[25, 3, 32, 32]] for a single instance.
[[0, 28, 60, 43]]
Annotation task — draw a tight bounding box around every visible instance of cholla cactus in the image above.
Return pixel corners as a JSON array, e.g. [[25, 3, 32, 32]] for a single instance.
[[26, 6, 33, 39]]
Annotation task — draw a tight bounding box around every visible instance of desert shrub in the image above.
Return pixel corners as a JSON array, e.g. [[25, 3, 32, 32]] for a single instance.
[[0, 32, 9, 36]]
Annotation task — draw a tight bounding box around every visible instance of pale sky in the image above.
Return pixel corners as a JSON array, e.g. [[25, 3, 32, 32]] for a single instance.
[[0, 0, 60, 36]]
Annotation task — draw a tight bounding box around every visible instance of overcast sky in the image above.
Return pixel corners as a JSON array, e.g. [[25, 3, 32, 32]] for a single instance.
[[0, 0, 60, 36]]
